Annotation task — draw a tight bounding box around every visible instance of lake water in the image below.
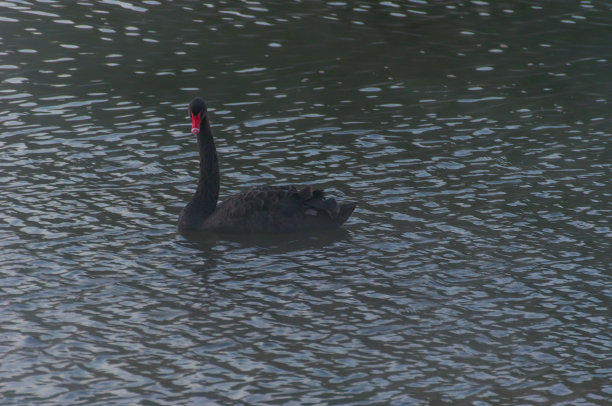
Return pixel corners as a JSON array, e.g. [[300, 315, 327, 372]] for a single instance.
[[1, 1, 611, 404]]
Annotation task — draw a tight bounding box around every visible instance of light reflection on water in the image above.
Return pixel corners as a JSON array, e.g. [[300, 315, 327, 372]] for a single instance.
[[1, 0, 611, 404]]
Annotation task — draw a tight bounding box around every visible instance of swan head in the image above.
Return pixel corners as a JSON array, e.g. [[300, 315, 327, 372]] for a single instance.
[[189, 97, 207, 135]]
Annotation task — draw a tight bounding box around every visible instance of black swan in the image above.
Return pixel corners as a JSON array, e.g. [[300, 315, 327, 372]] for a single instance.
[[178, 97, 356, 233]]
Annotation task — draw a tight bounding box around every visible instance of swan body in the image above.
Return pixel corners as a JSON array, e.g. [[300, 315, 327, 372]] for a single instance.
[[178, 97, 356, 233]]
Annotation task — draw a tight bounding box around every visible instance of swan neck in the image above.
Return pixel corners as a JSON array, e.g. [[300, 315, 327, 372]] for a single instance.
[[194, 117, 219, 218]]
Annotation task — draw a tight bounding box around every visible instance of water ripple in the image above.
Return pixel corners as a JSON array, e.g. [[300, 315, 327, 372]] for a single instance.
[[1, 0, 611, 404]]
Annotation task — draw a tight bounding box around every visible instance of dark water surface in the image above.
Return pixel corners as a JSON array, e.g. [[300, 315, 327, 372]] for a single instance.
[[1, 1, 611, 404]]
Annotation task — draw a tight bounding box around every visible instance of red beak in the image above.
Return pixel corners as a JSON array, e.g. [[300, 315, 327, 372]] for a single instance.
[[191, 112, 202, 134]]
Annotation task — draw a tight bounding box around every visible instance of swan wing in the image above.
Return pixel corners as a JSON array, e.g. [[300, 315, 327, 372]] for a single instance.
[[203, 185, 354, 232]]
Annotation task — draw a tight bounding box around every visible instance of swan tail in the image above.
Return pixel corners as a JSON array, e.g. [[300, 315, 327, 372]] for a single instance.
[[302, 189, 356, 224], [336, 202, 356, 225]]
